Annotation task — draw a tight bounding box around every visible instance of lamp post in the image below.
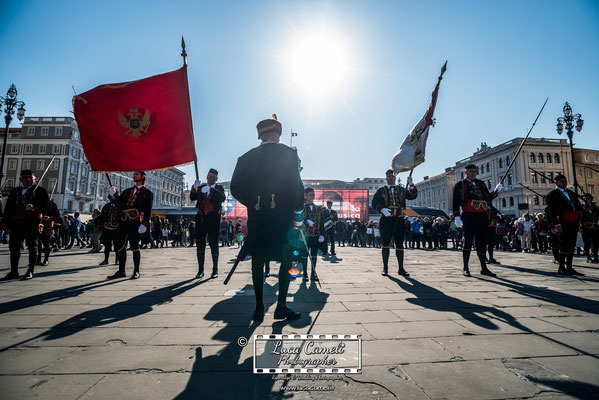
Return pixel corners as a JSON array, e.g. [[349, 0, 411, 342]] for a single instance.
[[0, 84, 26, 192], [556, 102, 583, 194]]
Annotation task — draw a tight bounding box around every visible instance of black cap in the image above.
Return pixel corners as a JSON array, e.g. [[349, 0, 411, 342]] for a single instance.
[[553, 174, 567, 183], [582, 193, 593, 200], [304, 187, 314, 194], [326, 200, 333, 204], [385, 169, 394, 176], [208, 168, 218, 176], [20, 169, 34, 176], [136, 170, 146, 176], [256, 114, 282, 136], [465, 164, 477, 170]]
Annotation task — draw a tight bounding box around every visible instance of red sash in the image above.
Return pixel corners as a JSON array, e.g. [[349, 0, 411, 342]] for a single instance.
[[560, 210, 579, 222]]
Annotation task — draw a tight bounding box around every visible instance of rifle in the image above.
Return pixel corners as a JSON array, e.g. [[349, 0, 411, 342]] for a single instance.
[[499, 98, 548, 186], [32, 155, 56, 194]]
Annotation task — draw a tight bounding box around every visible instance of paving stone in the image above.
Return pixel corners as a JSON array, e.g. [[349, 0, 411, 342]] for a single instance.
[[0, 374, 103, 400]]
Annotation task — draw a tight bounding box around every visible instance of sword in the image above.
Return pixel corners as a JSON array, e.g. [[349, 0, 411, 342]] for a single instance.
[[32, 155, 56, 194], [499, 98, 548, 186], [519, 182, 546, 198]]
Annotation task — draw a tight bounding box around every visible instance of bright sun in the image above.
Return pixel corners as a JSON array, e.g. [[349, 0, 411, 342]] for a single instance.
[[290, 34, 347, 97]]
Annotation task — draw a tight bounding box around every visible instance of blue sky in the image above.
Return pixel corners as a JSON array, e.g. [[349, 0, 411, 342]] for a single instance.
[[1, 0, 598, 186]]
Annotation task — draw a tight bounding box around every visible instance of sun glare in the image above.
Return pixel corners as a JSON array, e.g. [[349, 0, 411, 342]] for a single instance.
[[290, 34, 347, 97]]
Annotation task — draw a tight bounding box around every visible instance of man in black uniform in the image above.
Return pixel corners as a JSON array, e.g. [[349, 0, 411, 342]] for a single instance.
[[453, 164, 501, 277], [107, 171, 153, 280], [37, 198, 61, 266], [546, 173, 583, 275], [581, 193, 599, 263], [230, 114, 304, 322], [303, 187, 325, 282], [372, 169, 418, 276], [322, 200, 338, 256], [99, 195, 121, 265], [190, 168, 226, 279], [0, 170, 49, 281]]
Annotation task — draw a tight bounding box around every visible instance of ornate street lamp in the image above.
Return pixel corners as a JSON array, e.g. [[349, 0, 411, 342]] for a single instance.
[[557, 102, 583, 193], [0, 84, 26, 192]]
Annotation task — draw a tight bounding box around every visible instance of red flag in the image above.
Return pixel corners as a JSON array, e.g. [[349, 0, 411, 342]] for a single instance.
[[73, 66, 197, 172]]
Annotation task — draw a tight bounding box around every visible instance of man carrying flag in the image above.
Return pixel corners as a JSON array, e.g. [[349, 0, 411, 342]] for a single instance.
[[107, 171, 153, 280]]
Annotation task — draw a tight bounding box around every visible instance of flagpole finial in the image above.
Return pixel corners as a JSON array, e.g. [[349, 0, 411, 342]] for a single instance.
[[440, 61, 447, 79], [181, 36, 187, 66]]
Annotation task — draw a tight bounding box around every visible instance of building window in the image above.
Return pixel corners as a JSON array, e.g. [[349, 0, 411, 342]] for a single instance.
[[39, 144, 46, 154], [542, 197, 547, 205], [533, 196, 539, 205], [487, 180, 491, 189], [547, 172, 553, 181], [41, 127, 49, 136], [71, 163, 79, 174], [577, 169, 582, 177], [531, 173, 538, 184], [546, 153, 552, 163], [498, 158, 503, 168], [10, 144, 19, 154], [530, 153, 536, 163], [5, 178, 15, 190], [23, 144, 33, 154], [55, 127, 63, 136], [53, 144, 61, 154], [507, 174, 512, 187], [8, 159, 17, 169], [540, 174, 546, 184], [27, 127, 35, 135], [22, 160, 31, 170], [538, 153, 544, 163], [506, 155, 511, 166], [555, 153, 560, 163], [80, 182, 87, 194], [36, 160, 45, 170], [509, 197, 514, 207], [584, 153, 589, 162], [51, 159, 59, 170], [502, 198, 506, 207], [589, 185, 595, 195], [588, 169, 592, 178], [594, 155, 599, 163], [48, 179, 57, 192], [67, 200, 73, 210], [480, 165, 484, 174]]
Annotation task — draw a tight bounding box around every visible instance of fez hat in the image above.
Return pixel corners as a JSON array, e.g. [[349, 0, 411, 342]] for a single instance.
[[20, 169, 34, 176], [553, 173, 566, 183], [304, 187, 315, 194], [256, 114, 282, 136], [385, 169, 394, 176], [208, 168, 218, 176], [464, 164, 477, 170]]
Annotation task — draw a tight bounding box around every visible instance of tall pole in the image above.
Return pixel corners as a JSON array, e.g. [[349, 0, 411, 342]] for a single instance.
[[557, 101, 583, 195], [0, 84, 26, 195]]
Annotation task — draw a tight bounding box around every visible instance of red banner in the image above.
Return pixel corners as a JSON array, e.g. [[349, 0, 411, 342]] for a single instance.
[[221, 188, 369, 229], [73, 67, 197, 172]]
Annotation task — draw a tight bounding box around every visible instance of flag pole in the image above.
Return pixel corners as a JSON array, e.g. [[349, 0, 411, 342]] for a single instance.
[[181, 36, 200, 181], [498, 97, 549, 186]]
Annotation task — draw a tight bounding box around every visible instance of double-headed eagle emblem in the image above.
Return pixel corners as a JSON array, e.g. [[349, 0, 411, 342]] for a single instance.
[[117, 107, 150, 138]]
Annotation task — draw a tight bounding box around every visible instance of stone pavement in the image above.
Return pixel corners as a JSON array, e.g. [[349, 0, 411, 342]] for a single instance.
[[1, 244, 598, 399]]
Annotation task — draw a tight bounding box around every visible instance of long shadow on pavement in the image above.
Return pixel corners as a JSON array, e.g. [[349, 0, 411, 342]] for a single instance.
[[480, 274, 599, 315], [496, 262, 599, 283], [175, 278, 330, 399], [0, 278, 206, 352]]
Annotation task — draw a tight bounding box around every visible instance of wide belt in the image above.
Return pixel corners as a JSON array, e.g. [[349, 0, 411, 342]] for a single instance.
[[388, 205, 403, 217], [463, 200, 488, 212], [559, 210, 579, 222], [104, 221, 119, 230], [584, 222, 598, 229], [121, 208, 142, 222]]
